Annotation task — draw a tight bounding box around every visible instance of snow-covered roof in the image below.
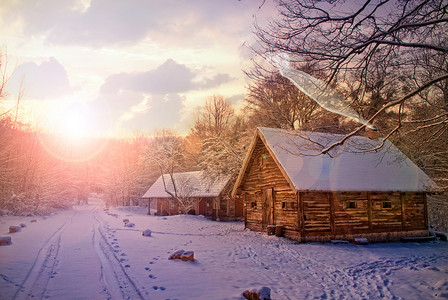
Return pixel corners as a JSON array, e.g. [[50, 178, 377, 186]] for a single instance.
[[142, 171, 229, 198], [234, 127, 439, 193]]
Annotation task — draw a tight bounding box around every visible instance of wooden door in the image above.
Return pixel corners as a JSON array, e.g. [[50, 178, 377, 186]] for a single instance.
[[262, 188, 274, 228], [198, 199, 207, 215], [235, 195, 244, 217]]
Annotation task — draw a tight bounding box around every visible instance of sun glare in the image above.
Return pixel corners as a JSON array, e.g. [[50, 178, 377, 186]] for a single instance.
[[61, 109, 89, 138], [54, 102, 95, 139], [37, 101, 110, 163]]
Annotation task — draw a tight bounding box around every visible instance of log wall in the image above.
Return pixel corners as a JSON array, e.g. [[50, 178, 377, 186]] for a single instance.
[[153, 197, 218, 219], [155, 198, 180, 216]]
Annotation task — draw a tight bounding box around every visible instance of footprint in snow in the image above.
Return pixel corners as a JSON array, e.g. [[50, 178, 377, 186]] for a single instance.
[[152, 286, 165, 291], [125, 265, 131, 268], [148, 274, 156, 279], [120, 253, 127, 256]]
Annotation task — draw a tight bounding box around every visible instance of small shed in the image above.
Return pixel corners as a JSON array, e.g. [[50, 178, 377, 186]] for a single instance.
[[232, 127, 439, 242], [142, 171, 243, 221]]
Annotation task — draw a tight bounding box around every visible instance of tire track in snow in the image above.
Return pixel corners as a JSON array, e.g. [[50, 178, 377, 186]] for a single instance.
[[93, 210, 145, 300], [12, 211, 77, 300]]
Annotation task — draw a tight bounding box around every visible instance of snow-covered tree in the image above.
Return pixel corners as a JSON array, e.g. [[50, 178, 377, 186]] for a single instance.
[[189, 96, 251, 183]]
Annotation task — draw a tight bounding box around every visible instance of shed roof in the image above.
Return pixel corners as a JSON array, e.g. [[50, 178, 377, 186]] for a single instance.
[[233, 127, 439, 194], [142, 171, 229, 199]]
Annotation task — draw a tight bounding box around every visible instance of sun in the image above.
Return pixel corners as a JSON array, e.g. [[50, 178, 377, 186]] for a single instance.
[[38, 101, 110, 162], [60, 109, 89, 138], [55, 102, 95, 139]]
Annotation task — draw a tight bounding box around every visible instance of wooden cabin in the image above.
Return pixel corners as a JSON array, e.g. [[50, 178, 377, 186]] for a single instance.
[[232, 127, 439, 242], [142, 171, 243, 221]]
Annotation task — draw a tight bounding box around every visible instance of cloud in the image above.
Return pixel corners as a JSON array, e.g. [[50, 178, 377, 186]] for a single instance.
[[117, 94, 188, 133], [228, 94, 245, 105], [7, 57, 71, 100], [101, 59, 233, 95], [96, 58, 233, 132], [97, 58, 228, 132], [47, 0, 156, 47], [1, 0, 268, 48]]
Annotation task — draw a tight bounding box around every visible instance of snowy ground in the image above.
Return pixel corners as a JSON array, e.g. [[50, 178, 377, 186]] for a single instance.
[[1, 196, 448, 300]]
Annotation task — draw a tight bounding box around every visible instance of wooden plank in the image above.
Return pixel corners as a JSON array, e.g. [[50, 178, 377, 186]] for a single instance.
[[299, 192, 305, 236], [401, 192, 406, 231], [424, 193, 428, 228], [368, 192, 372, 230]]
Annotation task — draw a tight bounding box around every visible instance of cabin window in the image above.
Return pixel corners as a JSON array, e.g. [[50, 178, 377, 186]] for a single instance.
[[383, 201, 392, 209], [282, 201, 297, 210], [251, 202, 257, 209], [258, 153, 267, 170], [346, 201, 357, 209]]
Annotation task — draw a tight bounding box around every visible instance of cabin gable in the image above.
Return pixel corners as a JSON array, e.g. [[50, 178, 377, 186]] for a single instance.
[[240, 136, 299, 235]]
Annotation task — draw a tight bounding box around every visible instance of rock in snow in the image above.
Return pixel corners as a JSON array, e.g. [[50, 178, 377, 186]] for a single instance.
[[169, 250, 185, 260], [180, 251, 195, 261], [123, 218, 130, 224], [0, 236, 12, 246], [124, 222, 135, 228], [9, 226, 21, 233], [435, 232, 448, 241], [243, 286, 271, 300], [331, 240, 349, 244], [354, 238, 368, 245], [142, 229, 152, 237], [168, 250, 195, 261]]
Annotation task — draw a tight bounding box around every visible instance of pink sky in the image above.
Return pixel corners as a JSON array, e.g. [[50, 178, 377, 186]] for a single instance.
[[1, 0, 277, 136]]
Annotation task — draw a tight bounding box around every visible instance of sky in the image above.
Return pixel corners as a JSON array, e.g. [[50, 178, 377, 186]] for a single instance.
[[0, 0, 277, 137]]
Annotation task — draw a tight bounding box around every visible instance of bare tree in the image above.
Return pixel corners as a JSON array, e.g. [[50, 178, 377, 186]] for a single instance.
[[142, 129, 199, 214], [244, 71, 348, 132], [170, 174, 198, 215], [252, 0, 448, 152], [101, 135, 151, 207], [195, 95, 235, 137]]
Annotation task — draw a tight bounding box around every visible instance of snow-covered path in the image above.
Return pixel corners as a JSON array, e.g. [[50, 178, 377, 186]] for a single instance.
[[1, 198, 448, 299], [2, 204, 145, 300]]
